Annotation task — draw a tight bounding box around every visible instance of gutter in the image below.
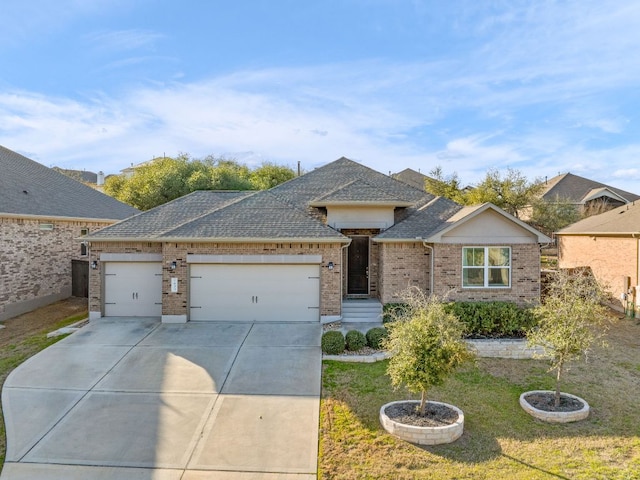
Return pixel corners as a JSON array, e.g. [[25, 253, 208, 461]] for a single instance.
[[82, 236, 352, 244], [0, 212, 126, 223]]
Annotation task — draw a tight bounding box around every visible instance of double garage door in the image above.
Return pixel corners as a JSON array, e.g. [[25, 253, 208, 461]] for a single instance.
[[190, 263, 320, 322], [103, 259, 321, 322]]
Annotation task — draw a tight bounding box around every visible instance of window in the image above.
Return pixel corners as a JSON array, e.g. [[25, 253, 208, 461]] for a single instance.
[[462, 247, 511, 288], [80, 228, 89, 256]]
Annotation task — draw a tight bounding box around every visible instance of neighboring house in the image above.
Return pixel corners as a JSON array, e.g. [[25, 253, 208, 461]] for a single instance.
[[0, 146, 140, 321], [556, 201, 640, 311], [538, 172, 640, 214], [120, 158, 161, 178], [85, 157, 550, 323], [391, 168, 432, 190]]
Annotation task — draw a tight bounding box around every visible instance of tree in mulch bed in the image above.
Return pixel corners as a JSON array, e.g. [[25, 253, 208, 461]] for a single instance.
[[384, 288, 474, 416], [524, 267, 612, 415]]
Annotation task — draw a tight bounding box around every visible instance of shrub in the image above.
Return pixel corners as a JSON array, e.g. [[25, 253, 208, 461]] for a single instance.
[[345, 330, 367, 351], [366, 327, 388, 349], [382, 303, 409, 323], [322, 331, 345, 355], [444, 301, 536, 338]]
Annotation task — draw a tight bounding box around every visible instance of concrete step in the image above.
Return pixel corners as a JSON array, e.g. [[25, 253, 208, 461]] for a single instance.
[[341, 299, 383, 323]]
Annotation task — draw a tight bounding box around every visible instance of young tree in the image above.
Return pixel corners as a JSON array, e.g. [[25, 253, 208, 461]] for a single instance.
[[250, 162, 296, 190], [466, 168, 544, 218], [529, 196, 580, 236], [384, 289, 473, 416], [527, 268, 611, 407]]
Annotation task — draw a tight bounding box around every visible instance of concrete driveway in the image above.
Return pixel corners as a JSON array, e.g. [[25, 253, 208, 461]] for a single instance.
[[1, 318, 322, 479]]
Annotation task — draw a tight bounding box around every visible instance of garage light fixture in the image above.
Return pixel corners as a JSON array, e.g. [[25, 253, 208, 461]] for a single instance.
[[170, 261, 177, 270], [91, 260, 98, 270], [327, 261, 334, 271]]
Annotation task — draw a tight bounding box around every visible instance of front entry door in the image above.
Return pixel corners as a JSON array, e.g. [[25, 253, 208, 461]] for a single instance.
[[348, 236, 369, 295]]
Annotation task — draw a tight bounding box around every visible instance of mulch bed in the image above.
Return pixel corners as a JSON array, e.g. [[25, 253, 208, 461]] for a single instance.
[[385, 401, 459, 427], [524, 392, 585, 412]]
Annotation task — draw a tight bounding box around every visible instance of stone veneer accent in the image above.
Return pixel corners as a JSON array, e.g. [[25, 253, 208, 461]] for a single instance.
[[466, 339, 544, 359], [91, 241, 344, 319], [1, 217, 110, 321]]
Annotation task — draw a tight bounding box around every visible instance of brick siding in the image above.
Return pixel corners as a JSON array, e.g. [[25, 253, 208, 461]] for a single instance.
[[379, 242, 540, 306], [1, 217, 111, 320], [558, 235, 638, 306]]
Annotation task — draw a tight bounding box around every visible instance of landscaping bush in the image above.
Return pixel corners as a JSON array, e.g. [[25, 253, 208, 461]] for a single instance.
[[366, 327, 388, 349], [345, 329, 367, 351], [444, 301, 536, 338], [322, 330, 346, 354], [382, 303, 409, 323]]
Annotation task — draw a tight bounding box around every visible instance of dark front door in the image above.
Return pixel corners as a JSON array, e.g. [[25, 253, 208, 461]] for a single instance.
[[348, 236, 369, 295]]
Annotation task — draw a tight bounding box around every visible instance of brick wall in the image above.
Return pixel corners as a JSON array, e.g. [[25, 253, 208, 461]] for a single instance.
[[558, 235, 638, 305], [378, 242, 541, 306], [378, 242, 430, 303], [1, 217, 111, 320], [92, 241, 344, 318]]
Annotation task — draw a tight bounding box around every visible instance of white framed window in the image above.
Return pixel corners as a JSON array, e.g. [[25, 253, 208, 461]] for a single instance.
[[462, 246, 511, 288]]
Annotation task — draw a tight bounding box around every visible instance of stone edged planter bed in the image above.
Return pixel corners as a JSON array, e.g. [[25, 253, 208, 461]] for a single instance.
[[380, 400, 464, 445], [520, 390, 590, 423]]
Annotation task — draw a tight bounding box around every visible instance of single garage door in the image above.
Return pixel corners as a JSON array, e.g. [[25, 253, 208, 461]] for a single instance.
[[189, 263, 320, 321], [104, 262, 163, 317]]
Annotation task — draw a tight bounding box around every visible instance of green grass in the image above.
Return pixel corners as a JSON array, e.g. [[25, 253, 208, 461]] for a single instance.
[[320, 345, 640, 479], [0, 314, 84, 467]]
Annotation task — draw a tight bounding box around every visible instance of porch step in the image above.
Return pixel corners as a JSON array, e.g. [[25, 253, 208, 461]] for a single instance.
[[341, 299, 383, 323]]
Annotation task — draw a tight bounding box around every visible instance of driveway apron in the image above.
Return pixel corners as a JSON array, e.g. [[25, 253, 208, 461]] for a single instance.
[[1, 318, 321, 479]]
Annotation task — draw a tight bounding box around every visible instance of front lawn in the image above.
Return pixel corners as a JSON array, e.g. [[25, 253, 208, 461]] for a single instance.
[[319, 316, 640, 479]]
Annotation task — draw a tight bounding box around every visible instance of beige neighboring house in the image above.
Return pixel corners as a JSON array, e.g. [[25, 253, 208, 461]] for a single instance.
[[557, 201, 640, 312], [85, 157, 550, 323], [0, 146, 139, 321]]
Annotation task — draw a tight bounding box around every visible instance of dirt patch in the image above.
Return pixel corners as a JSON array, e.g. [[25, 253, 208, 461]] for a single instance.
[[0, 297, 88, 347], [384, 401, 459, 427]]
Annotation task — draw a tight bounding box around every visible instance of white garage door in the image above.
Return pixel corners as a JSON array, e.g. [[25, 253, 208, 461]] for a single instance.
[[104, 262, 163, 317], [189, 264, 320, 321]]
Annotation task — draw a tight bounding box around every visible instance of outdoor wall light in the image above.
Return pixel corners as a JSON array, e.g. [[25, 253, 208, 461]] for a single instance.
[[91, 260, 98, 270], [327, 261, 334, 271], [170, 261, 177, 270]]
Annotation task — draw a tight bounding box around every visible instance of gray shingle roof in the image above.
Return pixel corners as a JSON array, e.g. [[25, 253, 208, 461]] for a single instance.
[[557, 201, 640, 235], [311, 179, 413, 205], [541, 173, 640, 204], [391, 168, 431, 191], [375, 197, 463, 240], [86, 190, 252, 239], [270, 157, 433, 208], [0, 145, 139, 220]]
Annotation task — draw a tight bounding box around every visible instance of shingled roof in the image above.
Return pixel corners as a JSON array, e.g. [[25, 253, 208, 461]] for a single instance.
[[0, 146, 139, 220], [557, 201, 640, 235], [540, 173, 640, 204]]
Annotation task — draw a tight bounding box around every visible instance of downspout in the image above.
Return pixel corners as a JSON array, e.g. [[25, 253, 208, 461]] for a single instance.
[[421, 240, 434, 297], [340, 241, 351, 314]]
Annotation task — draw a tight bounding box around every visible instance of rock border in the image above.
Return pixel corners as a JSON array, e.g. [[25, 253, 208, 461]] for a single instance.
[[380, 400, 464, 445], [466, 338, 544, 359], [519, 390, 590, 423]]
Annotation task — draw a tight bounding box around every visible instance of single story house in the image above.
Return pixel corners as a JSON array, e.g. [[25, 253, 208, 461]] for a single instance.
[[85, 157, 551, 323], [538, 173, 640, 215], [557, 201, 640, 312], [0, 146, 139, 321]]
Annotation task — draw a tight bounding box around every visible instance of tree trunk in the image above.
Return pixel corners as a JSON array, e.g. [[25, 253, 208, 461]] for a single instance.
[[554, 361, 563, 408], [419, 390, 427, 416]]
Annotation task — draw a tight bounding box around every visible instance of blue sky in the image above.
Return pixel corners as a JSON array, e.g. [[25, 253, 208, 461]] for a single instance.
[[1, 1, 640, 193]]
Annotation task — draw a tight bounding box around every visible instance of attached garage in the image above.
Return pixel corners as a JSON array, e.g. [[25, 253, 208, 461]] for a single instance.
[[188, 255, 321, 322], [103, 260, 163, 317]]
